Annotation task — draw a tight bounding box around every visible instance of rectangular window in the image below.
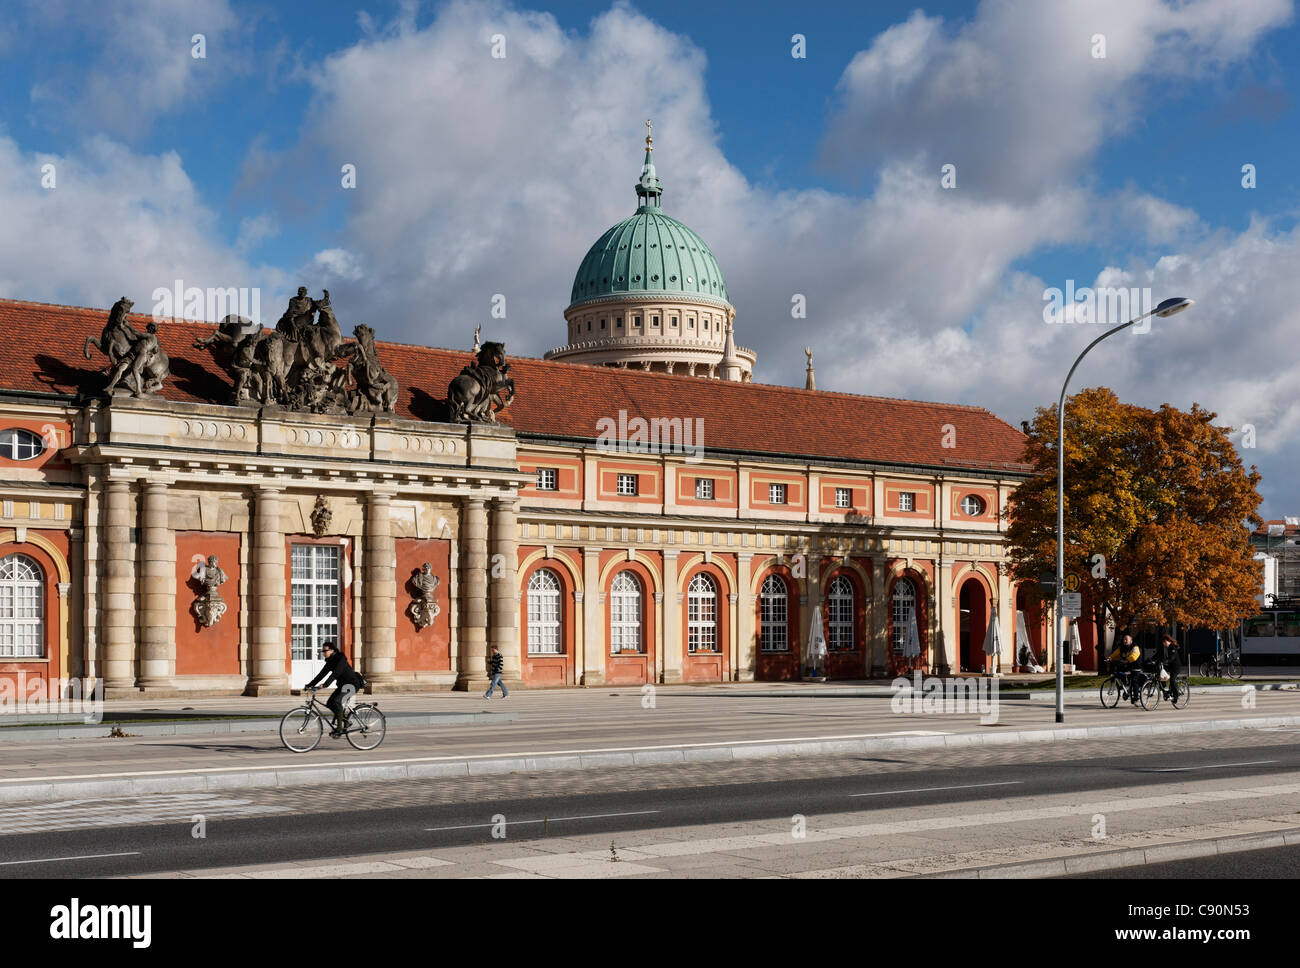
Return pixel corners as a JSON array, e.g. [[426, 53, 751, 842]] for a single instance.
[[290, 544, 341, 665], [632, 316, 641, 329], [536, 468, 558, 491], [652, 315, 659, 328], [695, 478, 714, 500], [688, 318, 695, 329], [600, 318, 606, 330], [670, 316, 678, 328], [704, 318, 710, 331], [617, 474, 638, 496], [899, 492, 915, 512], [769, 483, 787, 505], [586, 320, 592, 331], [835, 488, 852, 509]]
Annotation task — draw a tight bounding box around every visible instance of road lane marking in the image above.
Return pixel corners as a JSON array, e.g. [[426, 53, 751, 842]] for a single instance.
[[425, 810, 660, 832], [1148, 760, 1278, 773], [0, 851, 140, 866], [850, 781, 1023, 798], [0, 732, 952, 784]]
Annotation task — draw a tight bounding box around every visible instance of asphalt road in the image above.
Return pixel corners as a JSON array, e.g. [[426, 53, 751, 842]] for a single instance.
[[2, 736, 1298, 878]]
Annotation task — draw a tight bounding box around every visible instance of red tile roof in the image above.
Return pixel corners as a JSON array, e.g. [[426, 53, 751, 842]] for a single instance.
[[0, 297, 1030, 473]]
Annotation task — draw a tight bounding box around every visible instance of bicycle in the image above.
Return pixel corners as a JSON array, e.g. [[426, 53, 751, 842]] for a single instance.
[[1157, 669, 1190, 710], [280, 687, 386, 752], [1100, 666, 1160, 710], [1199, 647, 1242, 680]]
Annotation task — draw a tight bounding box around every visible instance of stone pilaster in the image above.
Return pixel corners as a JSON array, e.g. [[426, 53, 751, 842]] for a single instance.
[[661, 550, 681, 683], [735, 552, 755, 681], [581, 547, 602, 685], [869, 557, 888, 677], [455, 497, 489, 690], [936, 557, 954, 675], [490, 498, 520, 681], [101, 479, 136, 693], [245, 485, 289, 695], [364, 488, 398, 688], [137, 480, 176, 691]]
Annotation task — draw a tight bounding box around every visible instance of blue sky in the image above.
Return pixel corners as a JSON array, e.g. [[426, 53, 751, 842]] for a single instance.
[[2, 0, 1298, 515]]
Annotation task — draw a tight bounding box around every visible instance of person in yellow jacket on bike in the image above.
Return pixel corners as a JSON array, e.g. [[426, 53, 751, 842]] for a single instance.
[[1107, 633, 1141, 703]]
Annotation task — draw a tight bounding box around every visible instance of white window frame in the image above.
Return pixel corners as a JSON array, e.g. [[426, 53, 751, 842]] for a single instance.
[[760, 575, 788, 652], [0, 429, 44, 461], [834, 487, 851, 509], [687, 573, 718, 652], [609, 571, 643, 654], [769, 483, 787, 505], [0, 553, 43, 658], [617, 473, 638, 496], [290, 544, 341, 665], [695, 477, 714, 500], [536, 468, 558, 491], [892, 578, 916, 653], [961, 494, 986, 516], [827, 575, 854, 651], [527, 568, 562, 655], [898, 491, 915, 512]]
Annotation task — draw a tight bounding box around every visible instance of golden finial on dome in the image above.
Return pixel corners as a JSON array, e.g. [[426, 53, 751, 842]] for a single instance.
[[645, 118, 653, 151]]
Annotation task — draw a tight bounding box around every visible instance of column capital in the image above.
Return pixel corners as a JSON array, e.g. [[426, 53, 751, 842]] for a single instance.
[[56, 582, 71, 599], [367, 486, 398, 502]]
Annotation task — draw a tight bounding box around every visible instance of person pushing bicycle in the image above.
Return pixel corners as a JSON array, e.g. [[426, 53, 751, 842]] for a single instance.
[[304, 639, 365, 737]]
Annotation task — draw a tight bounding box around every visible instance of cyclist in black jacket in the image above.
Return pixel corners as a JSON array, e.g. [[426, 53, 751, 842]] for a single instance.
[[1155, 633, 1183, 705], [306, 640, 364, 736]]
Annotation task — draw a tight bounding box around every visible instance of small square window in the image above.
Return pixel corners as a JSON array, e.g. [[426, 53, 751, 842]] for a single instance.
[[617, 474, 638, 496], [899, 492, 915, 512], [536, 468, 558, 491], [835, 488, 851, 509], [695, 478, 714, 500], [769, 483, 787, 505]]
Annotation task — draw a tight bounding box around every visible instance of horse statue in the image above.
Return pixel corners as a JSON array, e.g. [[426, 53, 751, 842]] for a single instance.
[[84, 297, 138, 371], [259, 289, 355, 407], [447, 341, 514, 423], [348, 324, 398, 414]]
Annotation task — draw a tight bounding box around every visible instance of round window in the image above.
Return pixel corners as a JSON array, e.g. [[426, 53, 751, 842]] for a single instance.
[[0, 428, 45, 461], [961, 495, 986, 516]]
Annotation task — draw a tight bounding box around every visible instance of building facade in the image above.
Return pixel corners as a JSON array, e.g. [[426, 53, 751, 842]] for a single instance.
[[0, 134, 1070, 698]]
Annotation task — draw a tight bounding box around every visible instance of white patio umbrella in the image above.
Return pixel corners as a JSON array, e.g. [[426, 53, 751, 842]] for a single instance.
[[806, 605, 828, 677], [982, 606, 1002, 674], [903, 612, 921, 660]]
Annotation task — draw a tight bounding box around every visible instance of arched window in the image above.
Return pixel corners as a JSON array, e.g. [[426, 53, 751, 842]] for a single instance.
[[760, 574, 788, 652], [526, 569, 562, 655], [610, 571, 643, 653], [892, 578, 916, 653], [0, 553, 43, 657], [687, 573, 717, 652], [827, 575, 854, 651]]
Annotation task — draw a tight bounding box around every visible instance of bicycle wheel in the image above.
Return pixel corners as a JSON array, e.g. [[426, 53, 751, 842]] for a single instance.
[[1198, 660, 1213, 679], [346, 705, 386, 751], [1226, 657, 1243, 679], [1101, 677, 1121, 708], [1171, 675, 1190, 709], [1140, 678, 1161, 710], [280, 707, 323, 752]]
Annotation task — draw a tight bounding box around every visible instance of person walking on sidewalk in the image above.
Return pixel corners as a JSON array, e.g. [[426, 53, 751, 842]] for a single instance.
[[484, 645, 508, 699]]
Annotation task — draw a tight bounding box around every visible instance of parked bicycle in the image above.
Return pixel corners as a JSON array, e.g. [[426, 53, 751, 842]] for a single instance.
[[1100, 665, 1160, 710], [1199, 647, 1242, 680], [280, 686, 386, 752]]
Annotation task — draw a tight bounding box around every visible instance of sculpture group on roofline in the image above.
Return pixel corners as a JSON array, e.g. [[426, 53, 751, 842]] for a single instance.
[[193, 287, 398, 415], [84, 297, 171, 398], [86, 290, 515, 424]]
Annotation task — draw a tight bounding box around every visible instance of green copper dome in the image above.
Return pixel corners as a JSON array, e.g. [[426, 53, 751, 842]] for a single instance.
[[568, 127, 730, 308]]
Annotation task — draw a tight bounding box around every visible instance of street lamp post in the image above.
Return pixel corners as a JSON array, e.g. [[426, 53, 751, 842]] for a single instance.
[[1054, 296, 1194, 723]]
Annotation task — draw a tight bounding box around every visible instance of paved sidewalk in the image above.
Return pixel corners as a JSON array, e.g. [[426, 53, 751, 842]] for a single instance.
[[1, 688, 1298, 802]]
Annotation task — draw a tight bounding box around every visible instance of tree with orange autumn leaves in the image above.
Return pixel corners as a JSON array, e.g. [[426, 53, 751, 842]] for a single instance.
[[1005, 387, 1263, 656]]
